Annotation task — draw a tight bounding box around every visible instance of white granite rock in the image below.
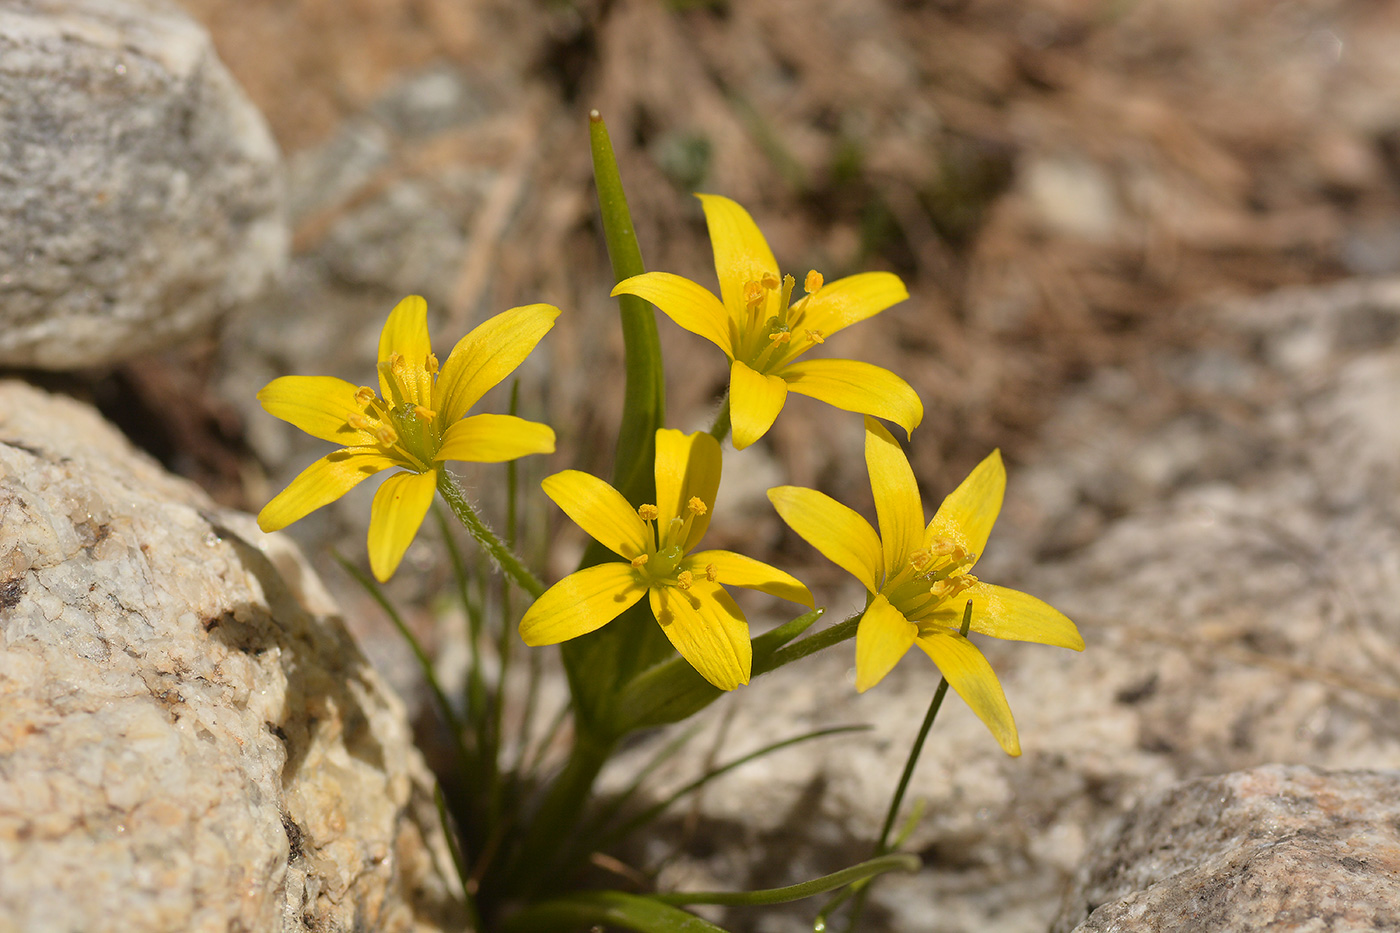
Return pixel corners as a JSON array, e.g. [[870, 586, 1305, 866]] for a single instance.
[[600, 279, 1400, 933], [0, 380, 466, 932], [1052, 765, 1400, 932], [0, 0, 286, 370]]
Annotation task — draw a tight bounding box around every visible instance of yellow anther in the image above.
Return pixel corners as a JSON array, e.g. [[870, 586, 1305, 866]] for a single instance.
[[909, 548, 933, 572], [687, 496, 708, 516], [930, 579, 954, 598], [928, 537, 958, 557], [760, 272, 781, 290], [354, 386, 376, 406], [374, 426, 399, 446], [805, 269, 824, 294], [425, 353, 439, 375], [705, 562, 718, 582], [744, 281, 765, 306], [768, 330, 792, 344], [347, 413, 373, 431], [676, 570, 694, 590], [805, 329, 825, 345], [638, 504, 659, 521], [413, 405, 436, 422], [631, 554, 650, 569], [388, 352, 405, 374]]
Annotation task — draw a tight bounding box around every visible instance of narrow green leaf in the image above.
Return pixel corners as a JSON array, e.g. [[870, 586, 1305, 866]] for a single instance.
[[654, 853, 919, 907], [502, 891, 731, 933]]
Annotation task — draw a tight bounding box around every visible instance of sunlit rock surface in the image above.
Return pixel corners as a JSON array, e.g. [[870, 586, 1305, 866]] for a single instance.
[[0, 0, 285, 369], [1052, 765, 1400, 932], [0, 381, 466, 932]]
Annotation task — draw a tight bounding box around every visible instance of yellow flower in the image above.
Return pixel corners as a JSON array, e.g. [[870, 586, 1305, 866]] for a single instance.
[[519, 429, 813, 691], [612, 194, 922, 449], [257, 295, 559, 581], [768, 418, 1083, 755]]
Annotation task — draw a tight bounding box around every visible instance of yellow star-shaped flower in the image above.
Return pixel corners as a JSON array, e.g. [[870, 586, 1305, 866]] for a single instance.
[[519, 429, 812, 691], [257, 295, 558, 581], [612, 194, 922, 449], [768, 418, 1083, 755]]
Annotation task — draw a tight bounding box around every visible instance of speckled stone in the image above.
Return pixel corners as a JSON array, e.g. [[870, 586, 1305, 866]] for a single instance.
[[1052, 765, 1400, 932], [0, 380, 466, 932], [0, 0, 286, 369]]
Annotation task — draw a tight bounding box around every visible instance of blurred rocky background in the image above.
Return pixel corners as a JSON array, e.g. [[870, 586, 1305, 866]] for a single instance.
[[5, 0, 1400, 930]]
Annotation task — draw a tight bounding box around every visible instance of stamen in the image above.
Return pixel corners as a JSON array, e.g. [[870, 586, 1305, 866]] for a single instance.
[[638, 504, 659, 522], [760, 272, 781, 290], [425, 353, 439, 375], [687, 497, 708, 516], [805, 270, 823, 294], [354, 387, 376, 406], [348, 413, 373, 431], [374, 426, 399, 446], [705, 562, 718, 582], [928, 537, 958, 557], [768, 330, 792, 344], [744, 281, 765, 307], [909, 548, 933, 572], [805, 329, 825, 345], [413, 405, 436, 422], [631, 554, 650, 569], [676, 570, 694, 590], [388, 352, 406, 375]]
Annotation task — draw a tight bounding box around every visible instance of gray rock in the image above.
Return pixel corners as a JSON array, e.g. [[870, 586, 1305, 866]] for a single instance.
[[0, 380, 466, 932], [1052, 765, 1400, 933], [599, 278, 1400, 933], [0, 0, 286, 370]]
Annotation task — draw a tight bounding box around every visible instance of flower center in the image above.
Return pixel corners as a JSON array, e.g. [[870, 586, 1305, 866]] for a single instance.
[[736, 269, 828, 372], [344, 352, 441, 470], [884, 537, 979, 623], [630, 496, 710, 588]]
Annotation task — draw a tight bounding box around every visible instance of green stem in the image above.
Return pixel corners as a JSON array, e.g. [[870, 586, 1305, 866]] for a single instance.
[[707, 393, 731, 444], [436, 470, 545, 599]]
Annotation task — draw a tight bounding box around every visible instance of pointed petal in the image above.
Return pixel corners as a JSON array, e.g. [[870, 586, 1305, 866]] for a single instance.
[[650, 581, 751, 691], [792, 271, 907, 340], [378, 295, 433, 407], [367, 468, 438, 581], [915, 632, 1020, 756], [729, 360, 788, 450], [541, 470, 650, 560], [257, 375, 378, 446], [686, 549, 814, 607], [922, 582, 1084, 650], [612, 273, 733, 356], [519, 563, 647, 645], [437, 414, 555, 463], [654, 429, 721, 552], [926, 450, 1005, 564], [257, 449, 395, 532], [435, 303, 560, 424], [864, 417, 924, 584], [855, 593, 917, 692], [767, 486, 882, 593], [783, 359, 923, 438], [697, 194, 779, 318]]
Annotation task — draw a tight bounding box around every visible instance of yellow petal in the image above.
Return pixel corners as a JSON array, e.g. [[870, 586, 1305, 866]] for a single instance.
[[650, 581, 751, 691], [257, 448, 395, 532], [922, 582, 1083, 651], [378, 295, 433, 407], [685, 549, 814, 607], [729, 360, 788, 450], [914, 632, 1020, 756], [519, 562, 648, 645], [612, 273, 734, 357], [697, 194, 780, 318], [925, 449, 1004, 565], [257, 375, 378, 446], [782, 359, 923, 438], [437, 414, 555, 463], [854, 593, 917, 692], [654, 429, 721, 552], [767, 486, 882, 594], [792, 271, 907, 340], [367, 468, 438, 581], [541, 470, 650, 560], [435, 303, 560, 424], [864, 417, 924, 585]]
